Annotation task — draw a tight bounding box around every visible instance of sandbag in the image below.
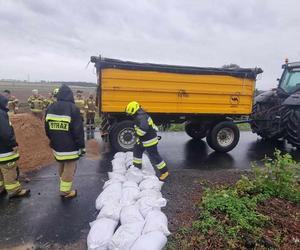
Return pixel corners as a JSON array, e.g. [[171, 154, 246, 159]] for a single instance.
[[139, 176, 164, 191], [108, 172, 127, 182], [97, 202, 122, 221], [109, 222, 144, 250], [143, 210, 170, 236], [120, 205, 144, 224], [87, 218, 118, 250], [130, 231, 168, 250], [138, 189, 162, 200], [125, 166, 144, 184], [136, 196, 167, 218], [120, 181, 140, 206], [96, 182, 122, 210], [112, 158, 126, 174], [114, 152, 126, 159]]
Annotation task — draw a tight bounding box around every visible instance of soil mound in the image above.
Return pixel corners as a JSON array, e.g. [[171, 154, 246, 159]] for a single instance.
[[85, 139, 102, 160], [10, 113, 54, 172]]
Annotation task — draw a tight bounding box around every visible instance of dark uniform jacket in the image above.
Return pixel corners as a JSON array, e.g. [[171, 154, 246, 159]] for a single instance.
[[45, 85, 85, 161], [0, 95, 19, 164], [133, 109, 159, 147]]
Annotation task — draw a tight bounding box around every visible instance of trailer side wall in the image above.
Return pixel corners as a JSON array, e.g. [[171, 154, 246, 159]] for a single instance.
[[100, 68, 255, 115]]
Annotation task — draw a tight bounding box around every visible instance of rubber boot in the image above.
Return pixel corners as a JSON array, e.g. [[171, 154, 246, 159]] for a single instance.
[[9, 189, 30, 199], [159, 171, 169, 181], [61, 190, 77, 199]]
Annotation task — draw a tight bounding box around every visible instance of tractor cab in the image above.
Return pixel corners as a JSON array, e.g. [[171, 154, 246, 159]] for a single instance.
[[278, 61, 300, 96]]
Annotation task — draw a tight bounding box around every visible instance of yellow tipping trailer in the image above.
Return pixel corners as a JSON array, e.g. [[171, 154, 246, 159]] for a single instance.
[[91, 57, 262, 152]]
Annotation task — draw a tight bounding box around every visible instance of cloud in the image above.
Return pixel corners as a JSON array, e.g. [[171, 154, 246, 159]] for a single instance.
[[0, 0, 299, 89]]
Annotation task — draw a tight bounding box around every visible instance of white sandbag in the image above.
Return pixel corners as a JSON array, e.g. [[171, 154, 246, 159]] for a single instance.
[[103, 178, 126, 190], [87, 218, 118, 250], [139, 176, 164, 191], [109, 222, 144, 250], [143, 210, 170, 236], [96, 182, 122, 210], [125, 151, 133, 161], [112, 158, 126, 174], [131, 231, 168, 250], [123, 181, 139, 189], [120, 181, 140, 206], [136, 196, 167, 218], [125, 166, 144, 184], [108, 172, 127, 182], [97, 202, 122, 221], [114, 152, 126, 159], [120, 205, 144, 224], [138, 189, 162, 200]]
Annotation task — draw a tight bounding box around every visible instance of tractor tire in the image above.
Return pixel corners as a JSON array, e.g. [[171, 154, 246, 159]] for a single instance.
[[250, 103, 285, 140], [185, 121, 207, 139], [283, 107, 300, 148], [206, 121, 240, 152], [109, 120, 136, 152]]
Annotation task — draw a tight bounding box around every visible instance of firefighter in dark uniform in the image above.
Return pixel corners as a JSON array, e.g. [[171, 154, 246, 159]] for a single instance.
[[45, 85, 85, 199], [125, 101, 169, 181], [85, 94, 97, 139], [0, 94, 30, 199]]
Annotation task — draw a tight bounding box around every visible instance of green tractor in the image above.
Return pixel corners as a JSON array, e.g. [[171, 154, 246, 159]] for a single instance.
[[251, 60, 300, 148]]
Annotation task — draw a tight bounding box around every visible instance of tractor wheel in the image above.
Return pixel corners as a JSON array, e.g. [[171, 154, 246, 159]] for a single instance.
[[185, 121, 207, 139], [109, 120, 136, 152], [250, 103, 285, 140], [283, 107, 300, 148]]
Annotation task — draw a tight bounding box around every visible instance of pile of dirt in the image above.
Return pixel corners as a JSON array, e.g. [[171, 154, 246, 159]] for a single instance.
[[85, 139, 102, 160], [10, 113, 54, 172]]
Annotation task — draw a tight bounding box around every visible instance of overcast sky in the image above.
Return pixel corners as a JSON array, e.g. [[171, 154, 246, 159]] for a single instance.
[[0, 0, 299, 89]]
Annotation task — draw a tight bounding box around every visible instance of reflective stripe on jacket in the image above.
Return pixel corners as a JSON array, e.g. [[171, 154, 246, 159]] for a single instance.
[[133, 109, 158, 147]]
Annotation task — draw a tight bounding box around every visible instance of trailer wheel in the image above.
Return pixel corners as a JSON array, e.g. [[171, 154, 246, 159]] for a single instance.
[[185, 121, 207, 139], [206, 121, 240, 152], [109, 120, 136, 152]]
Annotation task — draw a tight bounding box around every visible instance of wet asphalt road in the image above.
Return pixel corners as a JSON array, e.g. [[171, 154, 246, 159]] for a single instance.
[[1, 131, 300, 248]]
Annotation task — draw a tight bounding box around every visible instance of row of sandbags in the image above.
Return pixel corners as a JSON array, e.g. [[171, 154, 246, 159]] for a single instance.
[[87, 152, 170, 250]]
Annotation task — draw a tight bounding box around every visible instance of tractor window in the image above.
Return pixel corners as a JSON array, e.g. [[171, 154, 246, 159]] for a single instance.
[[280, 69, 300, 94]]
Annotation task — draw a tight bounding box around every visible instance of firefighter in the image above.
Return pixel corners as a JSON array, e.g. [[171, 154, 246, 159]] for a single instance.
[[44, 88, 59, 109], [45, 85, 85, 199], [85, 94, 97, 139], [0, 94, 30, 199], [74, 90, 85, 120], [125, 101, 169, 181], [27, 89, 44, 119], [3, 90, 19, 115]]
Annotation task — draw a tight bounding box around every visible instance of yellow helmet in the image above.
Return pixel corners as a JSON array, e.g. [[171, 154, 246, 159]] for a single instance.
[[53, 88, 59, 96], [125, 101, 140, 115]]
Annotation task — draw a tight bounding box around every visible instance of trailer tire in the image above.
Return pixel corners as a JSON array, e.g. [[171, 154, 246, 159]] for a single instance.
[[109, 120, 136, 152], [185, 121, 207, 139], [206, 121, 239, 152]]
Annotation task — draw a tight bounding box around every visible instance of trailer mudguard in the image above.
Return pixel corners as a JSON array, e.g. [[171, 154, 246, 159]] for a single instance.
[[254, 90, 276, 104], [283, 94, 300, 106]]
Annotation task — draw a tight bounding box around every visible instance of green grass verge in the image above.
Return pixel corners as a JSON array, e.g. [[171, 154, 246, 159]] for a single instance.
[[166, 150, 300, 249]]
